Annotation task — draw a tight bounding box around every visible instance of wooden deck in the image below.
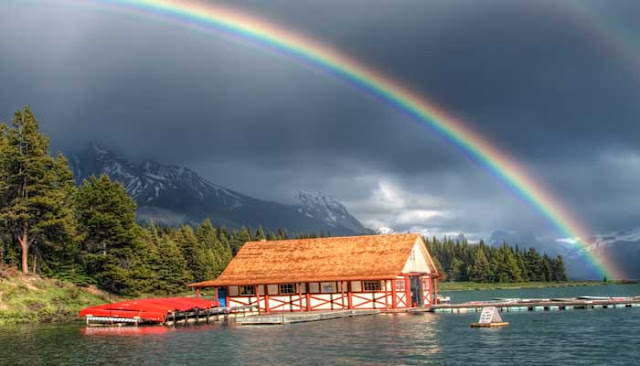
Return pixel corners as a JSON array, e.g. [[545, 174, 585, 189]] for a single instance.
[[427, 296, 640, 314], [235, 309, 380, 325]]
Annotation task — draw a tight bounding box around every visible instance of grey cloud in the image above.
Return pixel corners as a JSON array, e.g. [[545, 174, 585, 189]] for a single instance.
[[1, 0, 640, 240]]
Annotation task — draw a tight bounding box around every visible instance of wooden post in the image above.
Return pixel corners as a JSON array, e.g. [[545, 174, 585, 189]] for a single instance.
[[347, 281, 353, 309], [404, 275, 411, 308], [384, 280, 389, 310], [434, 277, 438, 305], [341, 281, 345, 310], [428, 276, 434, 305], [214, 288, 219, 303], [264, 285, 270, 313], [298, 283, 303, 312], [391, 278, 397, 309], [254, 284, 261, 314], [305, 283, 311, 312]]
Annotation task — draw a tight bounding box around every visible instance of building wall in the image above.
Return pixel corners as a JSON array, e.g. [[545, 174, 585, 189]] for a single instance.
[[225, 277, 436, 312]]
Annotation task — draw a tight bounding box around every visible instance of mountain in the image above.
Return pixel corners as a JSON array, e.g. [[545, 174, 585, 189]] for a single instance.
[[295, 191, 370, 234], [68, 143, 372, 236]]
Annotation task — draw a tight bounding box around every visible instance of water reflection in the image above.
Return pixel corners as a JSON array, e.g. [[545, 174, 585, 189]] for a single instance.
[[0, 285, 639, 365], [80, 325, 172, 337]]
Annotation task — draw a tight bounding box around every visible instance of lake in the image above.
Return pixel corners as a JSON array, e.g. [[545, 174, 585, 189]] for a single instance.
[[1, 284, 639, 365]]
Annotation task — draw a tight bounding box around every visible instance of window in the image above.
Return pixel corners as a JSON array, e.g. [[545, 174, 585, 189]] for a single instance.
[[279, 283, 296, 294], [363, 280, 381, 291], [395, 279, 405, 291], [239, 285, 255, 295], [321, 282, 336, 293]]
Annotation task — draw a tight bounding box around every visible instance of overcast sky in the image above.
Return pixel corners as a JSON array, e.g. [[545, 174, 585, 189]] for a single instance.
[[1, 0, 640, 242]]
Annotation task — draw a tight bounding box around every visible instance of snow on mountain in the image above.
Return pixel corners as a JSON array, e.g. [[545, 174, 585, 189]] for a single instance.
[[68, 143, 371, 236], [376, 227, 395, 235], [295, 191, 372, 234]]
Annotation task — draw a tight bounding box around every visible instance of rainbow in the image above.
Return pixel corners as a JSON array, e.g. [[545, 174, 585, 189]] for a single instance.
[[69, 0, 621, 279]]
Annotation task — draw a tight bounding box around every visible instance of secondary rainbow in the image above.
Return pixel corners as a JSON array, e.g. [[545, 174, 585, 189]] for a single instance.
[[76, 0, 621, 279]]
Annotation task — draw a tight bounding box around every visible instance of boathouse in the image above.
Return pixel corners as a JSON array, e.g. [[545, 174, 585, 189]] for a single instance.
[[189, 233, 440, 312]]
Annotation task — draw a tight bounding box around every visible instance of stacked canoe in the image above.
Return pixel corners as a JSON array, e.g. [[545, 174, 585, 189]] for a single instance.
[[79, 297, 219, 324]]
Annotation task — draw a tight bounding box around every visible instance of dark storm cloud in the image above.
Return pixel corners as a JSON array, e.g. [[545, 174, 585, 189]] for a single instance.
[[1, 0, 640, 237]]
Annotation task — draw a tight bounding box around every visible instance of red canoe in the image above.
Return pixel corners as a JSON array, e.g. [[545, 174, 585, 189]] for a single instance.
[[79, 297, 219, 323]]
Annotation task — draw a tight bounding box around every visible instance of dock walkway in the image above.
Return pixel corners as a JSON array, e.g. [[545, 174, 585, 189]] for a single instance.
[[236, 309, 380, 325], [428, 296, 640, 314]]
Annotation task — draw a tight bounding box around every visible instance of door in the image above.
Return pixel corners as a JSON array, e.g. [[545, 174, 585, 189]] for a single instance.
[[218, 288, 227, 307], [410, 276, 424, 307]]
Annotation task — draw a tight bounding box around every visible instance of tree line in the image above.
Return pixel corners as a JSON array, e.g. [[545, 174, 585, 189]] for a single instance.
[[425, 237, 568, 282], [0, 108, 314, 295], [0, 108, 568, 296]]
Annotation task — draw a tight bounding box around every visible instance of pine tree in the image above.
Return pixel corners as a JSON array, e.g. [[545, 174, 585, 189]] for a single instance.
[[542, 254, 554, 282], [516, 249, 529, 282], [490, 247, 509, 282], [230, 227, 252, 255], [525, 248, 543, 281], [469, 247, 492, 282], [174, 225, 209, 282], [503, 245, 522, 282], [449, 258, 464, 281], [150, 233, 192, 294], [0, 108, 76, 274], [276, 228, 288, 240], [74, 174, 143, 294], [255, 226, 266, 240], [197, 220, 232, 278], [553, 255, 568, 281]]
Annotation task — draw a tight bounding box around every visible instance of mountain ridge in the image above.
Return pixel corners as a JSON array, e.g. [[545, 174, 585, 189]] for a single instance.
[[68, 143, 372, 236]]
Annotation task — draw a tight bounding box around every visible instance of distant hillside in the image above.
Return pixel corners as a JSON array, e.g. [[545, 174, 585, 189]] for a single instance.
[[68, 143, 372, 236]]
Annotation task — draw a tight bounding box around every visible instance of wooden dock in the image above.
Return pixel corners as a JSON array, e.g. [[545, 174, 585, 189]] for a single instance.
[[428, 296, 640, 314], [162, 305, 258, 326], [85, 304, 258, 327], [235, 309, 380, 325]]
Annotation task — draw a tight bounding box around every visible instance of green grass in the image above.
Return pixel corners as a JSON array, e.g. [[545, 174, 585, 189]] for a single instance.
[[0, 273, 114, 324], [437, 281, 634, 292]]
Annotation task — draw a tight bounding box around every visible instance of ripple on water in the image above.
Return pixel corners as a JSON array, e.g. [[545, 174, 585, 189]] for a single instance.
[[1, 284, 639, 365]]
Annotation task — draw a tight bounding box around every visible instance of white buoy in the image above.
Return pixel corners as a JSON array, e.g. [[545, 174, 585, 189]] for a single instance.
[[471, 306, 509, 328]]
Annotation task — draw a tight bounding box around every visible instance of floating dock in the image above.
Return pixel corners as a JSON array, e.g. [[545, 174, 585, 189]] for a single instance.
[[80, 294, 640, 327], [236, 309, 380, 325], [429, 296, 640, 314], [80, 297, 258, 326]]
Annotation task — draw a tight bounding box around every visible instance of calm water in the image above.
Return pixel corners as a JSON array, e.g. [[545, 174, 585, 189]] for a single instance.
[[1, 284, 639, 365]]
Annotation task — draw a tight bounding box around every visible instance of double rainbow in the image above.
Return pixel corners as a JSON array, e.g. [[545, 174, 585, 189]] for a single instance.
[[77, 0, 620, 279]]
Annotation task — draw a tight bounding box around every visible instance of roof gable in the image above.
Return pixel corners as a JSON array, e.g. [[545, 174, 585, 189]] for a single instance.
[[190, 234, 435, 287], [402, 239, 434, 273]]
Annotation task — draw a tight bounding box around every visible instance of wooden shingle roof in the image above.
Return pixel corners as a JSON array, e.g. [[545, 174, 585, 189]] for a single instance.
[[189, 233, 436, 287]]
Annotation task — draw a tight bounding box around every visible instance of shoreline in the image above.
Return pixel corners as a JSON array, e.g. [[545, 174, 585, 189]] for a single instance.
[[438, 280, 637, 292], [2, 277, 636, 325]]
